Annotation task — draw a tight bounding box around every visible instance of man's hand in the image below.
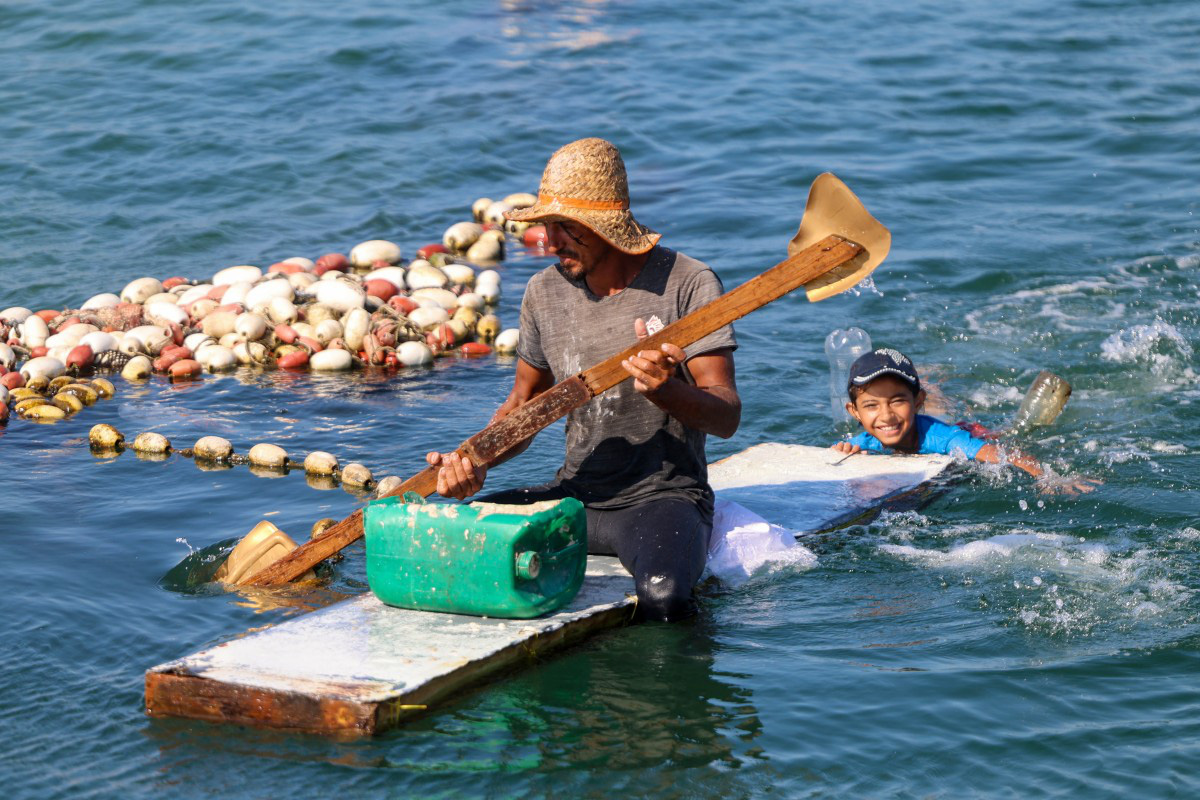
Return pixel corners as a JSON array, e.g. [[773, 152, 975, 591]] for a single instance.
[[622, 317, 686, 394], [832, 442, 862, 455], [425, 451, 487, 500]]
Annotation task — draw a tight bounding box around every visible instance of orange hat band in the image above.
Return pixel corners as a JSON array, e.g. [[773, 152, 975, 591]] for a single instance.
[[537, 193, 629, 211]]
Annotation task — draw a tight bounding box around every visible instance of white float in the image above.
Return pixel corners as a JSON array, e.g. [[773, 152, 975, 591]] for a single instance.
[[350, 239, 402, 267], [81, 293, 121, 310], [20, 356, 65, 382], [178, 284, 214, 306], [314, 281, 366, 313], [120, 277, 164, 305], [407, 306, 449, 331], [211, 265, 262, 287], [80, 331, 118, 354], [410, 287, 459, 311], [363, 266, 407, 291], [244, 278, 294, 311], [310, 349, 354, 371], [494, 328, 519, 354], [397, 340, 434, 366], [443, 221, 483, 251]]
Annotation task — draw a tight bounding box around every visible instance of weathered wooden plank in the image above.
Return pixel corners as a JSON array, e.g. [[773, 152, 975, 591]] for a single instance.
[[147, 445, 955, 736], [148, 558, 637, 735]]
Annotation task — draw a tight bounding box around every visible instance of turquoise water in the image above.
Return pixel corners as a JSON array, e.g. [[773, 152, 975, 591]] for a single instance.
[[3, 0, 1199, 796]]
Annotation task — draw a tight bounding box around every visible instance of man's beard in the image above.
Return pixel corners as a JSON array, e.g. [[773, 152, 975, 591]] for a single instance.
[[558, 252, 586, 279]]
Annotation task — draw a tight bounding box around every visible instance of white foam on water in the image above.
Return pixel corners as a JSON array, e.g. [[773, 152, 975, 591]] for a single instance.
[[880, 530, 1097, 567], [1007, 278, 1114, 300], [1099, 319, 1192, 377], [876, 523, 1194, 636], [966, 383, 1023, 410]]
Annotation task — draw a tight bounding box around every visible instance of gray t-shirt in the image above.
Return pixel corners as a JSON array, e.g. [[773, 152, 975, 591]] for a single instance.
[[517, 245, 737, 513]]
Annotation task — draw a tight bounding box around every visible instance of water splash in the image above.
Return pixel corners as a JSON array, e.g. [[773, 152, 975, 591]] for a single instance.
[[878, 526, 1193, 637], [850, 275, 884, 298], [1100, 319, 1192, 375]]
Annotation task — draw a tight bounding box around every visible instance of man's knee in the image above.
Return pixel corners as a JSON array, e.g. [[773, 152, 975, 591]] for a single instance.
[[635, 571, 696, 622]]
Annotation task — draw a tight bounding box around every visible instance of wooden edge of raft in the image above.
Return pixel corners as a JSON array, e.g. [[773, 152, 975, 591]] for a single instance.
[[145, 599, 637, 736]]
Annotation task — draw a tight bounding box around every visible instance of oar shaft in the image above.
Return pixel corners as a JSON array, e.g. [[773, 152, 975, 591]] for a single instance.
[[245, 234, 863, 586]]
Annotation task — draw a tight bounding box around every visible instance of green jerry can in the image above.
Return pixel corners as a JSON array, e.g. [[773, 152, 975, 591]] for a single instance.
[[364, 496, 588, 618]]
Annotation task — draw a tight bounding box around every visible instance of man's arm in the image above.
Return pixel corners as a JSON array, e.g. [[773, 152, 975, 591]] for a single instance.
[[621, 318, 740, 438], [425, 358, 554, 499]]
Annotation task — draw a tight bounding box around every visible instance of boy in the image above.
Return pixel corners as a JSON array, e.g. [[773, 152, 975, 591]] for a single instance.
[[832, 348, 1097, 494]]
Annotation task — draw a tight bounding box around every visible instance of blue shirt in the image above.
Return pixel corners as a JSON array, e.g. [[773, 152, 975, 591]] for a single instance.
[[849, 415, 987, 459]]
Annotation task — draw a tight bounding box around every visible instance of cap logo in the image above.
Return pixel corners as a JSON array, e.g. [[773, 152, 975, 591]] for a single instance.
[[878, 348, 909, 366]]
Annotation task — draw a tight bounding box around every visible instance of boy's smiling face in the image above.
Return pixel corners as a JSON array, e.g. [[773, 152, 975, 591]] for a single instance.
[[846, 376, 927, 452]]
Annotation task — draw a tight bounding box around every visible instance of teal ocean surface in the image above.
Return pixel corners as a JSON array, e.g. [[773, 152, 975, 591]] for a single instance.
[[2, 0, 1199, 797]]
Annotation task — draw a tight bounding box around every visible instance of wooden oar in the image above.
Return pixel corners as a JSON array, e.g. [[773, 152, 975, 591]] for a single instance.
[[243, 173, 891, 586]]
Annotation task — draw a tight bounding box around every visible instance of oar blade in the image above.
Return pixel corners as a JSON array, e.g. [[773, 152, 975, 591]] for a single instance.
[[789, 172, 891, 302]]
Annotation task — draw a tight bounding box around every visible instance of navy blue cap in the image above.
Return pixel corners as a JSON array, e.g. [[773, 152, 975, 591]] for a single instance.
[[847, 348, 920, 395]]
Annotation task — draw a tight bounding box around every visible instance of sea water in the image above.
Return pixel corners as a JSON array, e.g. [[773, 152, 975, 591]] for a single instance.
[[1, 0, 1199, 797]]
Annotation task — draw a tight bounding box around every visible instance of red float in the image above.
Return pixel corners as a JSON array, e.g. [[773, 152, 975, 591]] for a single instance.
[[415, 243, 448, 260], [523, 225, 548, 248], [168, 359, 202, 380], [153, 353, 182, 372], [365, 279, 397, 302], [314, 253, 349, 275], [298, 336, 324, 353], [273, 324, 298, 344], [162, 276, 189, 290], [388, 296, 419, 315], [207, 284, 229, 301], [1, 372, 24, 389], [30, 346, 48, 358], [459, 342, 493, 356], [277, 350, 309, 370], [65, 344, 94, 371], [268, 261, 303, 275], [35, 309, 59, 324], [424, 326, 456, 350]]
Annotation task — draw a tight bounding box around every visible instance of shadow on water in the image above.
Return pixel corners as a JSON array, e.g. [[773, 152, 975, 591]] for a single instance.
[[159, 537, 240, 595], [158, 537, 351, 617]]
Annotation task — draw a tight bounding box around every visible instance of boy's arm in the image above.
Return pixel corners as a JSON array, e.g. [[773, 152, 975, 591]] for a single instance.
[[974, 443, 1042, 478], [974, 443, 1100, 495]]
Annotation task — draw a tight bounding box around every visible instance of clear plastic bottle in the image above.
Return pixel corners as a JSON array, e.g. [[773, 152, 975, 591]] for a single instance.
[[1009, 371, 1072, 432], [824, 327, 872, 424]]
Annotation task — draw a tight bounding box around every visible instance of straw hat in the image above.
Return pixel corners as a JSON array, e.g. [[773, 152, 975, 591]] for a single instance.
[[505, 138, 661, 255]]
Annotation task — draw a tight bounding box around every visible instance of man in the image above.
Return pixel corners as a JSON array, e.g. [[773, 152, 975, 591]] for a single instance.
[[426, 137, 740, 621]]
